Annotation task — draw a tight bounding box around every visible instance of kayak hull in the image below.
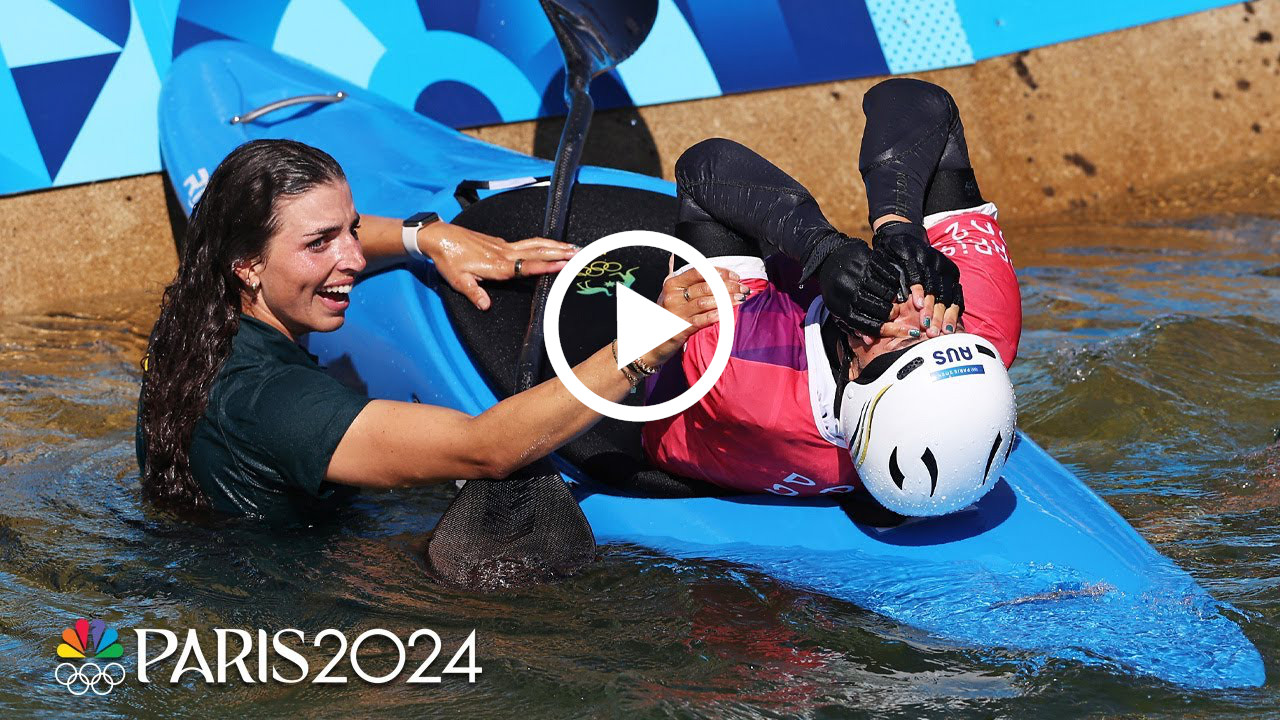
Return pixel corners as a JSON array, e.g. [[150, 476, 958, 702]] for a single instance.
[[159, 41, 1264, 689]]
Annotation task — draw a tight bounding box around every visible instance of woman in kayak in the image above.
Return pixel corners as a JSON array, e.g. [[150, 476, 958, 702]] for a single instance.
[[645, 78, 1021, 516], [136, 139, 747, 520]]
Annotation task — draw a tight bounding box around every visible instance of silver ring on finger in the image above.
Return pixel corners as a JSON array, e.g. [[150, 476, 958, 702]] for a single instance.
[[514, 258, 524, 277], [683, 287, 691, 302]]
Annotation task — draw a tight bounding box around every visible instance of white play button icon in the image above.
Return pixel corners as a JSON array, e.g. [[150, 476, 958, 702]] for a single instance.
[[544, 230, 736, 422], [614, 283, 691, 368]]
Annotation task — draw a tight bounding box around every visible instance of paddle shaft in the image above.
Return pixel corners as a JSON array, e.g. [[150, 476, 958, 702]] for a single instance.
[[516, 84, 593, 388]]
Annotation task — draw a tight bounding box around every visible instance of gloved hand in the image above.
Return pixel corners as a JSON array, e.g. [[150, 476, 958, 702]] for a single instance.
[[872, 221, 964, 310], [816, 238, 901, 336]]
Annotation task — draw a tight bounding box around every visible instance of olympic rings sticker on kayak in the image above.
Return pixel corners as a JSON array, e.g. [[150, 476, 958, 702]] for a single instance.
[[544, 230, 735, 423]]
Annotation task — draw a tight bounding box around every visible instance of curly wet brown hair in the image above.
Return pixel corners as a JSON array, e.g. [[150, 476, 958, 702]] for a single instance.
[[138, 139, 345, 511]]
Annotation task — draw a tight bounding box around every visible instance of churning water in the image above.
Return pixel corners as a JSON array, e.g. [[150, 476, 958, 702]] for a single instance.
[[0, 215, 1276, 718]]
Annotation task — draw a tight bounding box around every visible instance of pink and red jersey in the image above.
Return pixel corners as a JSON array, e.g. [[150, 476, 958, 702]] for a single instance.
[[642, 204, 1021, 496]]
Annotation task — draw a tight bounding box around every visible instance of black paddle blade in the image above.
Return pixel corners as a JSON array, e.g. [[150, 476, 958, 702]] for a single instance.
[[427, 464, 596, 591], [539, 0, 658, 85]]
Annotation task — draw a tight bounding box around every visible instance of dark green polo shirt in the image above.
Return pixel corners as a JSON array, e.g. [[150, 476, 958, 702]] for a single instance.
[[141, 315, 371, 521]]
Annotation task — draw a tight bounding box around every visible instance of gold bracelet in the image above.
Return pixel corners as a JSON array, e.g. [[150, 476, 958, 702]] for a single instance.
[[628, 355, 658, 377]]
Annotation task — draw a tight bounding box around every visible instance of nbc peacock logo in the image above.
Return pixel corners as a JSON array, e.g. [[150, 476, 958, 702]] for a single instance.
[[54, 619, 126, 696]]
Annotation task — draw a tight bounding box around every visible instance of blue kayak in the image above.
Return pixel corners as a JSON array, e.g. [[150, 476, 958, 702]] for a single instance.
[[158, 41, 1264, 689]]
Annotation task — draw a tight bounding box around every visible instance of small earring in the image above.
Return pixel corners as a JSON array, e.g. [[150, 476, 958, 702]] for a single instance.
[[249, 279, 260, 291]]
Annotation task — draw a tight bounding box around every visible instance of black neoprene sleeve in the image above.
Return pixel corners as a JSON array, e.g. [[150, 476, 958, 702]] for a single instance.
[[674, 138, 852, 281]]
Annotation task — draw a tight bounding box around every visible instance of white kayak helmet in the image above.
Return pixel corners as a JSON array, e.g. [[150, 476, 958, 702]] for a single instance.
[[839, 332, 1017, 517]]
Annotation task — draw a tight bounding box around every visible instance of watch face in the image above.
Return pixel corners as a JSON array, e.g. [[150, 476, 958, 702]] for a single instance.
[[404, 211, 440, 227]]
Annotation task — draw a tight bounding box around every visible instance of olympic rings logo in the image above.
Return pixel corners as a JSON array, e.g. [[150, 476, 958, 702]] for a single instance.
[[576, 259, 624, 277], [54, 661, 126, 696]]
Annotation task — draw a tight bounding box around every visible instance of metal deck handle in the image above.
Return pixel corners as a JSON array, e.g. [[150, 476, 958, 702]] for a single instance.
[[230, 91, 346, 125]]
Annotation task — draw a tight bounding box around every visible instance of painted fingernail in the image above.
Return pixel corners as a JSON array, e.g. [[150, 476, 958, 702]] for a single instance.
[[742, 286, 752, 296], [735, 293, 747, 303], [909, 329, 921, 338], [922, 317, 930, 328], [945, 324, 954, 333]]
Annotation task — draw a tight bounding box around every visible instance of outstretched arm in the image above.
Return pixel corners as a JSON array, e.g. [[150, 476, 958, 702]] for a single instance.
[[325, 267, 749, 488]]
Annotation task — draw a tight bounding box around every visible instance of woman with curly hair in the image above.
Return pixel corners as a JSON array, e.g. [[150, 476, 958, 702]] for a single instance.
[[137, 139, 741, 522]]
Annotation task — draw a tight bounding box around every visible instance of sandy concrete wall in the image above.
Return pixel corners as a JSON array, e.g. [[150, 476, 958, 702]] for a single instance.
[[0, 173, 178, 316], [0, 0, 1275, 316]]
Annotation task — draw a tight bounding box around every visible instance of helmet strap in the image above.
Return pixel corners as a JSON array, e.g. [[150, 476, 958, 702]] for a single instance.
[[821, 316, 854, 416]]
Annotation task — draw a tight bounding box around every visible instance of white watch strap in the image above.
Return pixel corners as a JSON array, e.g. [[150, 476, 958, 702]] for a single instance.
[[402, 223, 428, 260]]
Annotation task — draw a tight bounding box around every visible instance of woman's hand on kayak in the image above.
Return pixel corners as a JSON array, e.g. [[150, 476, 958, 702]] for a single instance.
[[421, 222, 578, 310], [641, 265, 751, 368]]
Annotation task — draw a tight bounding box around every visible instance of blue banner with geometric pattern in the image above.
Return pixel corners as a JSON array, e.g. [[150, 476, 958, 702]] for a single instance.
[[0, 0, 1235, 195]]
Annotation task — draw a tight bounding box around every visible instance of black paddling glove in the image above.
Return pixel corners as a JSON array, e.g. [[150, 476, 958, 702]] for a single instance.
[[873, 221, 964, 311], [816, 239, 900, 336]]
